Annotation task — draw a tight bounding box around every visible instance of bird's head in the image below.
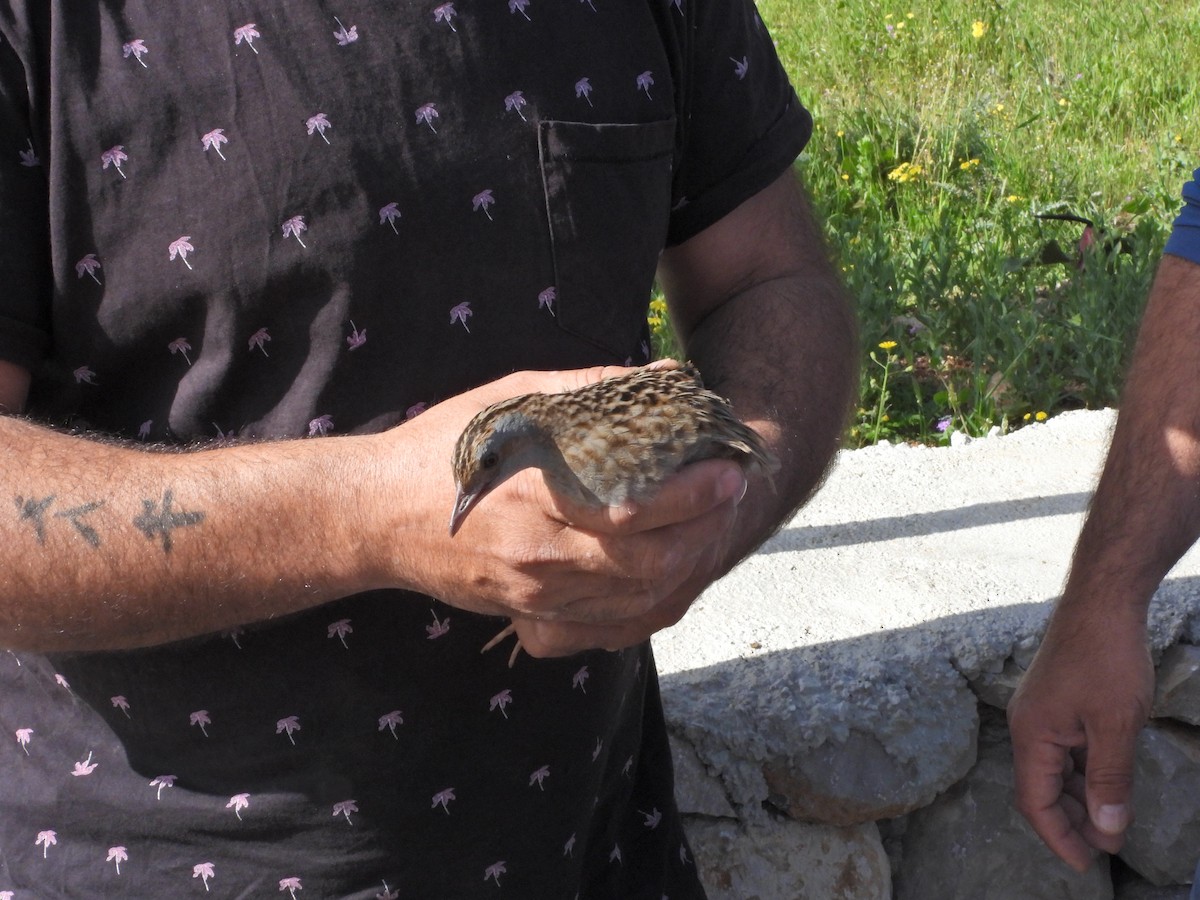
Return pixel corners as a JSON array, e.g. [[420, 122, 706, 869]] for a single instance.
[[449, 400, 543, 535]]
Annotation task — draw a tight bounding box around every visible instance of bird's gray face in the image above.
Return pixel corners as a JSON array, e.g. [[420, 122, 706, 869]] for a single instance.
[[449, 435, 508, 536]]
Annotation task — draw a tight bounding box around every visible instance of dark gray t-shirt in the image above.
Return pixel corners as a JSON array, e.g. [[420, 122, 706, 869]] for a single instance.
[[0, 1, 810, 895]]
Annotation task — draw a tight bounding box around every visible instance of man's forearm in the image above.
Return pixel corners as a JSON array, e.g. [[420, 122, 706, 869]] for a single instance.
[[685, 270, 855, 562], [1, 416, 388, 651], [1061, 253, 1200, 614]]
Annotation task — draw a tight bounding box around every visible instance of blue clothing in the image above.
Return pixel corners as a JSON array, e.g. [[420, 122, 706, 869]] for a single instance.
[[1165, 167, 1200, 266]]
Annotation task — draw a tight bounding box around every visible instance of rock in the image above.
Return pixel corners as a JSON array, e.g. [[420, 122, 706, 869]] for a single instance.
[[895, 709, 1112, 900], [684, 816, 891, 900], [1153, 644, 1200, 725], [1120, 721, 1200, 885], [671, 733, 737, 818], [969, 656, 1026, 710], [761, 722, 978, 825], [663, 647, 980, 826], [1112, 857, 1192, 899]]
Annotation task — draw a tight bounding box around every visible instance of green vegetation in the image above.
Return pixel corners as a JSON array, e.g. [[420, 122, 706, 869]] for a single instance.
[[654, 1, 1198, 446]]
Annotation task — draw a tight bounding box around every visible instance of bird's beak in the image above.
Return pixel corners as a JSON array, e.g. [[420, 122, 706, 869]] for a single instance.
[[449, 487, 479, 536]]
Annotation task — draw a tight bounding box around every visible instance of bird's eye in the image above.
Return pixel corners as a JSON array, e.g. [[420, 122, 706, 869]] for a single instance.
[[481, 452, 499, 469]]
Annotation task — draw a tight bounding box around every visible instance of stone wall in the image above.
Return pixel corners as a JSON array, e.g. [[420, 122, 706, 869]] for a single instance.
[[663, 637, 1200, 900]]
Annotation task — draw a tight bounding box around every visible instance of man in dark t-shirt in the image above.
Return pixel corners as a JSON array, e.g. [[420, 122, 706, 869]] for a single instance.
[[0, 2, 855, 896]]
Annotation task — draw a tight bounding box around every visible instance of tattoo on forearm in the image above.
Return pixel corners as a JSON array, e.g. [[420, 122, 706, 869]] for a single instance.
[[132, 489, 205, 553], [14, 489, 200, 554], [55, 501, 106, 548], [15, 495, 55, 543]]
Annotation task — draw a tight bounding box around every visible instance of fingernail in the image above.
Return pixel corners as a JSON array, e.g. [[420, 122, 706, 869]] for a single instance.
[[719, 469, 748, 505], [1095, 804, 1128, 835]]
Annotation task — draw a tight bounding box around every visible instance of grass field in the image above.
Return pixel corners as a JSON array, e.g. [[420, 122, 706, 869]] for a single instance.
[[665, 1, 1198, 446]]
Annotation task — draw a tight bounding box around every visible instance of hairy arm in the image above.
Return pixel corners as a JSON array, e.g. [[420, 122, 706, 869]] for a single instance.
[[1009, 253, 1200, 871], [663, 168, 857, 564], [1, 357, 744, 654]]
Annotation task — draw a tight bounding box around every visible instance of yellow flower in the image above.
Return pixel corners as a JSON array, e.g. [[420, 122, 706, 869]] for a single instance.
[[992, 103, 1005, 114], [841, 173, 850, 180], [1006, 194, 1023, 203], [836, 129, 845, 137], [1058, 97, 1069, 107], [887, 161, 924, 183], [1023, 413, 1032, 422], [959, 158, 980, 171], [878, 340, 898, 350], [895, 20, 905, 30], [906, 11, 915, 18], [1035, 411, 1048, 421], [972, 20, 987, 39]]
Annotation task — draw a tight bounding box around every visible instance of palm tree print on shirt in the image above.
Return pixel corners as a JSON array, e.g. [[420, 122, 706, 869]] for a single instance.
[[731, 55, 749, 79], [504, 91, 528, 121], [306, 113, 332, 143], [107, 846, 128, 874], [379, 202, 401, 233], [150, 774, 176, 800], [194, 862, 215, 892], [233, 24, 261, 54], [75, 253, 102, 283], [327, 618, 352, 647], [433, 3, 458, 31], [122, 39, 148, 67], [472, 189, 496, 220], [538, 286, 556, 316], [201, 128, 228, 160], [280, 877, 303, 899], [332, 800, 358, 825], [579, 0, 597, 12], [168, 236, 195, 269], [276, 716, 301, 745], [347, 321, 367, 350], [15, 727, 32, 754], [426, 609, 450, 637], [227, 793, 250, 820], [282, 216, 308, 247], [637, 71, 655, 99], [449, 301, 473, 332], [484, 861, 507, 886], [509, 0, 531, 20], [333, 17, 359, 45], [529, 765, 550, 790], [168, 337, 192, 365], [71, 750, 98, 776], [111, 695, 131, 718], [18, 139, 39, 167], [190, 710, 211, 737], [575, 77, 594, 106], [378, 710, 403, 739], [101, 145, 128, 178], [431, 788, 456, 814], [416, 103, 440, 132], [489, 689, 513, 719], [308, 414, 333, 437], [73, 366, 97, 385], [36, 830, 56, 858], [248, 327, 271, 355]]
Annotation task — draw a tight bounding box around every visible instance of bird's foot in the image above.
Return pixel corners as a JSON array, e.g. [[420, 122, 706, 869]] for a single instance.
[[481, 622, 523, 668]]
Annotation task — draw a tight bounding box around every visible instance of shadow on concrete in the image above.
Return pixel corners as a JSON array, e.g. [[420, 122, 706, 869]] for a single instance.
[[762, 492, 1094, 554]]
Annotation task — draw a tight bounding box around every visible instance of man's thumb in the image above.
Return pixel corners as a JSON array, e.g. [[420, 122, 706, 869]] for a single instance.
[[1084, 740, 1137, 836]]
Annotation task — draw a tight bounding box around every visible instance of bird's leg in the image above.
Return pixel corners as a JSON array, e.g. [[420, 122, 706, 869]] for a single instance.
[[481, 621, 524, 667]]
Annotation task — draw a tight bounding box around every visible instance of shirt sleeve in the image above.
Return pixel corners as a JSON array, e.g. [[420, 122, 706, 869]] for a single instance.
[[0, 22, 52, 373], [1164, 167, 1200, 267], [665, 0, 813, 246]]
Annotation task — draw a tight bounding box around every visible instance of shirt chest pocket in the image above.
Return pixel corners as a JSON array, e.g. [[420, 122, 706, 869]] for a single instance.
[[539, 119, 677, 360]]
